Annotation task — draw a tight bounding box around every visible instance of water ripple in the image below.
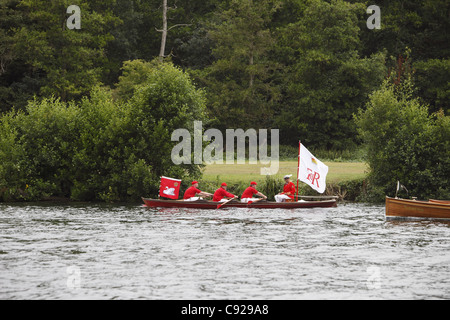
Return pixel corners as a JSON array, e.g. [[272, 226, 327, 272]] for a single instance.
[[0, 202, 449, 299]]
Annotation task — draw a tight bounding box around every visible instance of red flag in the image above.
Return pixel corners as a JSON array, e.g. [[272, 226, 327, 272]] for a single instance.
[[159, 176, 182, 200]]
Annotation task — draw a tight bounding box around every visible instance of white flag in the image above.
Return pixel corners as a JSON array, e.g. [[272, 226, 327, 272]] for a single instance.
[[298, 144, 329, 194]]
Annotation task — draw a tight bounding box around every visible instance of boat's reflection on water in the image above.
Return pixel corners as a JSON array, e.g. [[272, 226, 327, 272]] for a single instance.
[[146, 206, 313, 227]]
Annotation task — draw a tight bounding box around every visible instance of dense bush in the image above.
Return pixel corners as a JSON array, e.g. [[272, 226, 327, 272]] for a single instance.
[[0, 61, 207, 202], [355, 79, 449, 201], [0, 97, 81, 200]]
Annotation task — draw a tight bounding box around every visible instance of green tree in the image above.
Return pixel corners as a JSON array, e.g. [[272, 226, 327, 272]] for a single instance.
[[194, 0, 282, 130], [414, 58, 450, 114], [75, 61, 209, 201], [357, 0, 450, 61], [355, 79, 449, 201], [0, 60, 209, 202], [0, 96, 81, 200], [0, 110, 26, 200], [113, 59, 160, 102], [158, 0, 221, 69], [122, 60, 208, 180], [96, 0, 221, 84], [12, 0, 119, 102], [275, 0, 386, 149], [103, 0, 161, 85], [0, 0, 38, 113]]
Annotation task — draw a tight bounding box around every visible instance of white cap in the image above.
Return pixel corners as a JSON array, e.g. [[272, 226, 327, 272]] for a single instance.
[[284, 174, 292, 179]]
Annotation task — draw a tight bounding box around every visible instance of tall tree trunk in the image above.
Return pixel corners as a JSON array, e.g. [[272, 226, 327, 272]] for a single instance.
[[159, 0, 168, 61]]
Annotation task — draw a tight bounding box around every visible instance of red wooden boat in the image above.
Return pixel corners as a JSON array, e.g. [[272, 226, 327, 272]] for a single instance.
[[142, 198, 337, 209], [385, 196, 450, 221], [145, 142, 339, 210]]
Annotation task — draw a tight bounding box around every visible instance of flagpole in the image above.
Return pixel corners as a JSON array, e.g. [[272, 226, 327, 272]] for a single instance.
[[296, 140, 301, 201]]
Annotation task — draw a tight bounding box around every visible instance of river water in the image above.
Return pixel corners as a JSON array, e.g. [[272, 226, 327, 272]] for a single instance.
[[0, 202, 449, 300]]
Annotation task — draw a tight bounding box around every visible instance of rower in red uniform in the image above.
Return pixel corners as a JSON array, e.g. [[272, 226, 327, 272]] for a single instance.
[[241, 181, 267, 203], [275, 175, 296, 202], [213, 183, 238, 202], [183, 181, 213, 201]]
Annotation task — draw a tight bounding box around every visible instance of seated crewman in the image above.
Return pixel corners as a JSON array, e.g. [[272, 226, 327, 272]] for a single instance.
[[213, 183, 238, 202], [275, 175, 296, 202], [241, 181, 267, 203], [183, 181, 213, 201]]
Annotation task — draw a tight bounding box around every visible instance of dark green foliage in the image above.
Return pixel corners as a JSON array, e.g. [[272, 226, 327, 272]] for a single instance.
[[14, 0, 118, 100], [0, 61, 207, 202], [357, 0, 450, 61], [274, 0, 386, 149], [1, 0, 449, 202], [2, 0, 449, 137], [0, 97, 81, 200], [192, 0, 282, 131], [355, 79, 449, 201], [414, 59, 450, 114]]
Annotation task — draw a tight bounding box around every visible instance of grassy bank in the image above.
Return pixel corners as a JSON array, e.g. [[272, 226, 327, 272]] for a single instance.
[[203, 161, 367, 184], [201, 161, 369, 201]]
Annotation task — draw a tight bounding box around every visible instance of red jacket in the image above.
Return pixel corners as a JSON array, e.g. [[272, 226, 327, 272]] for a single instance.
[[282, 182, 296, 199], [213, 188, 235, 202], [241, 186, 258, 199], [183, 186, 201, 199]]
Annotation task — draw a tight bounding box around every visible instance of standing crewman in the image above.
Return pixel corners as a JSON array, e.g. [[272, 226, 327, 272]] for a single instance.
[[275, 175, 296, 202], [183, 181, 213, 201], [241, 181, 267, 203], [213, 183, 238, 202]]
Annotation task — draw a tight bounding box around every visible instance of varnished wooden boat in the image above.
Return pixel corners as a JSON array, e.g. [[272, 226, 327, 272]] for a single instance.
[[385, 196, 450, 221], [429, 199, 450, 205], [142, 198, 337, 209]]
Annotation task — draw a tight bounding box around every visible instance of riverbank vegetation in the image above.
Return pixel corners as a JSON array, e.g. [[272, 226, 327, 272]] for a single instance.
[[355, 78, 449, 201], [0, 0, 448, 202], [0, 62, 207, 202]]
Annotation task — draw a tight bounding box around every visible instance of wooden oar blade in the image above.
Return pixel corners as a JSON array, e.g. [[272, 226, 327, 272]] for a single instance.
[[216, 197, 235, 209]]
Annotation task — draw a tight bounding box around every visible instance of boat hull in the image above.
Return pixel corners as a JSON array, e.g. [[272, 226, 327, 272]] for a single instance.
[[385, 196, 450, 221], [142, 198, 337, 209]]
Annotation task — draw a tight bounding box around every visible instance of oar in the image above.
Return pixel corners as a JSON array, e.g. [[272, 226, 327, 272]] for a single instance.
[[217, 197, 235, 209]]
